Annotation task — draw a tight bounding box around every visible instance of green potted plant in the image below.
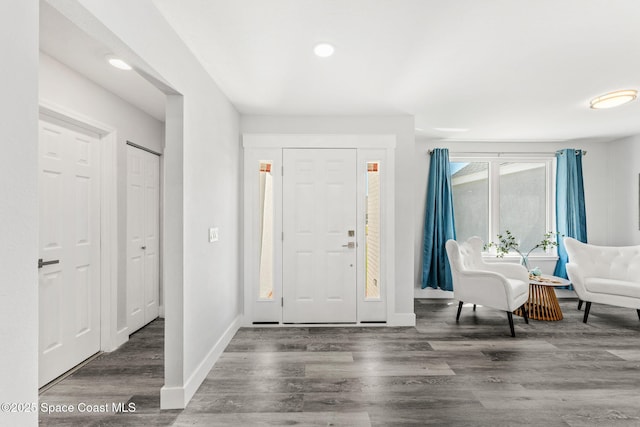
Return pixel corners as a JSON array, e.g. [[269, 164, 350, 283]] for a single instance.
[[484, 230, 560, 271]]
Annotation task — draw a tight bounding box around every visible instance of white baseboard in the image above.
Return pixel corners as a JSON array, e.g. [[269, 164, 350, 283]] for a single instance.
[[414, 287, 454, 299], [103, 326, 129, 352], [160, 314, 242, 409], [555, 289, 577, 299], [414, 288, 576, 299], [241, 314, 253, 327], [388, 312, 416, 326], [159, 386, 185, 410]]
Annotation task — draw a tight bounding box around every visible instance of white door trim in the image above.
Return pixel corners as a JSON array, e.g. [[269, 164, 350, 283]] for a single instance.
[[243, 134, 396, 149], [39, 99, 124, 352], [243, 134, 396, 326]]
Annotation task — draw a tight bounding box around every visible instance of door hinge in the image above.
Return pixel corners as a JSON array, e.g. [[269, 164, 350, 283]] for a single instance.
[[281, 297, 283, 307], [281, 166, 284, 176], [282, 231, 284, 241]]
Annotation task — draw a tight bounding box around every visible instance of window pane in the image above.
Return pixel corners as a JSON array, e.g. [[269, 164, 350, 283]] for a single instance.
[[499, 162, 546, 254], [258, 161, 273, 299], [365, 162, 380, 299], [451, 162, 489, 243]]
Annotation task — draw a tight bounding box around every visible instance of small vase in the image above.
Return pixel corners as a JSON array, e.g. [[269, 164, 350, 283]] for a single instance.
[[520, 255, 530, 271]]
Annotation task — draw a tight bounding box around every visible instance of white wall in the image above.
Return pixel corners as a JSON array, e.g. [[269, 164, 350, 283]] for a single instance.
[[607, 135, 640, 246], [53, 0, 242, 408], [0, 1, 39, 425], [39, 52, 165, 340], [241, 115, 416, 321], [414, 139, 611, 296]]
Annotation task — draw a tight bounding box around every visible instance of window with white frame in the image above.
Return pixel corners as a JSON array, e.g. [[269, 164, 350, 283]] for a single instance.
[[449, 157, 554, 257]]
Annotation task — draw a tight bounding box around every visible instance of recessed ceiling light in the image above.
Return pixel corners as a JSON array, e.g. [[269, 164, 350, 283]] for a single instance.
[[106, 55, 132, 70], [433, 127, 469, 132], [590, 89, 637, 109], [313, 43, 335, 58]]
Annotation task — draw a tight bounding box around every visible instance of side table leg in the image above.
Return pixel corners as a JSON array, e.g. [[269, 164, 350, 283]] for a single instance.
[[545, 286, 563, 321]]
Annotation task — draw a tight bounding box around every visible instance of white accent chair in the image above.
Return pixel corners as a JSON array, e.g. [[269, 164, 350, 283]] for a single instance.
[[564, 237, 640, 323], [445, 237, 530, 337]]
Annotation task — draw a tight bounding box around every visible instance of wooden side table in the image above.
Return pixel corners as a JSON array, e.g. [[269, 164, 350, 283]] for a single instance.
[[513, 276, 571, 321]]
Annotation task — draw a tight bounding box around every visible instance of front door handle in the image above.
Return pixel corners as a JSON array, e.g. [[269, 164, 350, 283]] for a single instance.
[[341, 242, 355, 249], [38, 258, 60, 269]]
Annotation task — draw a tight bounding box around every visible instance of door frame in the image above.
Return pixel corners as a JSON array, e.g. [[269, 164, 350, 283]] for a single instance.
[[243, 134, 396, 325], [39, 100, 123, 352]]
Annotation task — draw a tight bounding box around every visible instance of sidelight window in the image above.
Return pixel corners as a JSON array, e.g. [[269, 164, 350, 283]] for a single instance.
[[365, 162, 381, 299], [258, 161, 274, 299]]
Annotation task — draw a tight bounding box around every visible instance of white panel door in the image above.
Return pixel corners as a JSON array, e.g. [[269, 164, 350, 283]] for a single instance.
[[38, 120, 101, 387], [283, 149, 357, 323], [127, 146, 160, 333]]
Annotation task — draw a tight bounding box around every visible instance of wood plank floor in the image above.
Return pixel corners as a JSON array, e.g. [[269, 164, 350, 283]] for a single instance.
[[39, 299, 640, 426]]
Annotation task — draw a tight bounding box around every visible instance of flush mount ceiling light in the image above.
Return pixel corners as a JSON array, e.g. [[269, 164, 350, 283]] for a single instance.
[[313, 43, 335, 58], [106, 55, 132, 70], [590, 89, 637, 109]]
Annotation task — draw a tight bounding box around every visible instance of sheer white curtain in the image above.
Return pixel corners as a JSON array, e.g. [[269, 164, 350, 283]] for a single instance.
[[259, 170, 273, 298]]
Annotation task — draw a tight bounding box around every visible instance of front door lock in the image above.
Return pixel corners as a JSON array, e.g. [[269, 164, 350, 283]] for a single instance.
[[341, 242, 355, 249]]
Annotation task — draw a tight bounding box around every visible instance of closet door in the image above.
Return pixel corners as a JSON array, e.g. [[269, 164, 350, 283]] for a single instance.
[[38, 119, 101, 387], [127, 145, 160, 333]]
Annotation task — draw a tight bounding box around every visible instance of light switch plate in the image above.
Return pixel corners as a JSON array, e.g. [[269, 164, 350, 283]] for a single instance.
[[209, 227, 219, 242]]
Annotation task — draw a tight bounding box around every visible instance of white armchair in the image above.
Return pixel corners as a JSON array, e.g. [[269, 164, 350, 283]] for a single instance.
[[564, 237, 640, 323], [445, 237, 530, 337]]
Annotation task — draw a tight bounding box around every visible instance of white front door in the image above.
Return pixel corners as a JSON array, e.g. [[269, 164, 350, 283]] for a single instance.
[[126, 145, 160, 333], [38, 119, 101, 387], [283, 149, 357, 323]]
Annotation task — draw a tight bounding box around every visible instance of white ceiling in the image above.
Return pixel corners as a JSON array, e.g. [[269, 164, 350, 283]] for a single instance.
[[39, 2, 166, 122], [151, 0, 640, 142], [41, 1, 640, 142]]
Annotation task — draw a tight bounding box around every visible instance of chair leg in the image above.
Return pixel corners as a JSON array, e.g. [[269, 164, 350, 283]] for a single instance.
[[577, 299, 583, 311], [507, 312, 515, 337], [521, 304, 529, 324], [583, 301, 591, 323], [473, 304, 476, 312], [456, 301, 463, 321]]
